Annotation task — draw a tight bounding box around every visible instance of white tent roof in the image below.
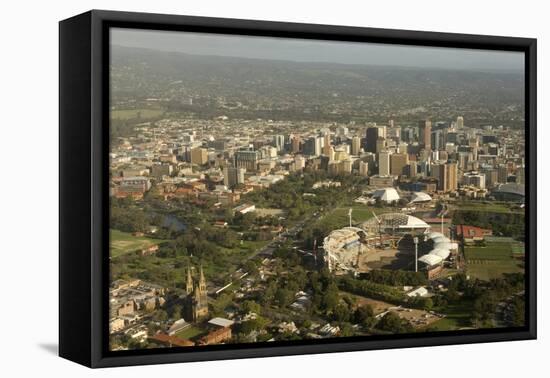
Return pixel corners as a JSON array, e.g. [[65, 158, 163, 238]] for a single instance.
[[418, 254, 444, 266], [404, 215, 430, 229], [430, 248, 451, 259], [434, 241, 454, 250], [431, 235, 449, 243], [410, 192, 432, 203], [372, 188, 400, 202]]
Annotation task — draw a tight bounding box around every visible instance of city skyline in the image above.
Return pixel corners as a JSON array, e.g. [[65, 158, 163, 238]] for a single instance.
[[108, 32, 526, 352]]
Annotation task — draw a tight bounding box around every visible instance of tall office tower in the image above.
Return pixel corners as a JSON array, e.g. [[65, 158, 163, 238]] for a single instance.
[[259, 145, 277, 159], [407, 161, 418, 177], [303, 136, 322, 156], [457, 116, 464, 129], [223, 166, 245, 188], [390, 153, 409, 176], [365, 127, 379, 153], [469, 138, 479, 161], [342, 159, 353, 173], [498, 164, 509, 183], [387, 126, 401, 140], [402, 127, 415, 142], [333, 149, 348, 161], [359, 161, 369, 176], [360, 153, 376, 170], [431, 130, 443, 151], [431, 162, 446, 191], [445, 142, 456, 154], [190, 147, 208, 165], [351, 136, 361, 156], [398, 142, 408, 154], [419, 119, 432, 150], [336, 126, 349, 137], [431, 161, 456, 192], [378, 151, 391, 176], [291, 136, 302, 153], [293, 155, 306, 171], [487, 143, 499, 156], [273, 134, 286, 152], [463, 171, 486, 189], [446, 131, 458, 144], [438, 150, 449, 161], [322, 133, 332, 157], [375, 137, 386, 154], [418, 161, 429, 177], [458, 151, 471, 169], [446, 161, 458, 192], [234, 148, 260, 171], [376, 125, 387, 140], [482, 168, 498, 188]]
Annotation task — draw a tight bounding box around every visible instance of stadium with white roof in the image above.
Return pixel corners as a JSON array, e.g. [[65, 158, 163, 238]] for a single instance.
[[417, 232, 459, 267], [323, 212, 454, 273]]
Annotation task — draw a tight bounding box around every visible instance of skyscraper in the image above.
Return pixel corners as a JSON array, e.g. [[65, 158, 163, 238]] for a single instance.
[[351, 136, 361, 156], [457, 116, 464, 129], [223, 166, 246, 188], [234, 148, 260, 171], [365, 127, 379, 153], [322, 133, 332, 157], [190, 147, 208, 165], [431, 130, 443, 151], [272, 134, 286, 152], [303, 136, 322, 156], [432, 161, 458, 192], [419, 119, 432, 151], [291, 136, 301, 153], [359, 161, 369, 176], [446, 161, 458, 192], [375, 137, 386, 154], [390, 153, 409, 176], [378, 151, 391, 176]]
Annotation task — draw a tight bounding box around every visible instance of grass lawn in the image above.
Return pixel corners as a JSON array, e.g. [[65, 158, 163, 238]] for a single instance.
[[110, 229, 161, 258], [453, 201, 522, 214], [429, 300, 474, 331], [175, 325, 205, 340], [465, 241, 523, 280], [318, 206, 395, 229], [111, 108, 164, 120]]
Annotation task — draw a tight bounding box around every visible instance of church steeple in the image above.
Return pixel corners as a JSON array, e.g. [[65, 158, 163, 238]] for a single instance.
[[199, 265, 206, 293], [186, 267, 193, 295], [183, 264, 209, 322]]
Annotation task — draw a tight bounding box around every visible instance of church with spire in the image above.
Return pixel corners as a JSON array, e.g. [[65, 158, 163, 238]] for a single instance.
[[184, 265, 209, 322]]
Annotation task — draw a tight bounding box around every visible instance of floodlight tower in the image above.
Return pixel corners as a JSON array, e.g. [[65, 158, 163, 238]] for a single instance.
[[348, 208, 353, 228], [413, 236, 419, 273], [372, 211, 383, 247]]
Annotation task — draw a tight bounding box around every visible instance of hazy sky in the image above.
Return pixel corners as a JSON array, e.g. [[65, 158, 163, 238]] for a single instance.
[[111, 28, 524, 72]]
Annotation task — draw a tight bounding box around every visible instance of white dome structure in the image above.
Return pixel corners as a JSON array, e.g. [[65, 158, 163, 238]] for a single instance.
[[372, 188, 400, 203], [410, 192, 432, 203], [360, 213, 430, 235]]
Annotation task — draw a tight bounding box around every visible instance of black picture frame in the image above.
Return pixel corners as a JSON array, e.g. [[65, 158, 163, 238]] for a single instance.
[[59, 9, 537, 368]]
